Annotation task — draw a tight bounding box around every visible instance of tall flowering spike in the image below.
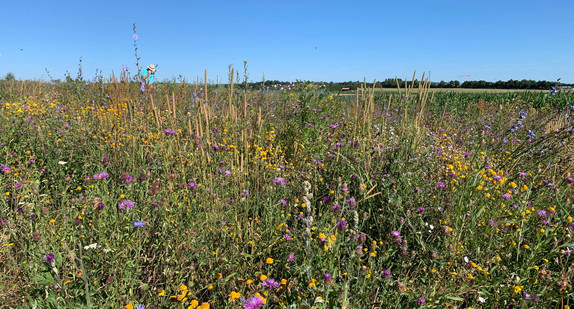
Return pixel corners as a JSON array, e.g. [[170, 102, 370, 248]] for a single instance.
[[133, 34, 139, 41]]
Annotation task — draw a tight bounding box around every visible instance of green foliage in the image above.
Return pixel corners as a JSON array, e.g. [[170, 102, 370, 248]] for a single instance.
[[0, 78, 573, 308]]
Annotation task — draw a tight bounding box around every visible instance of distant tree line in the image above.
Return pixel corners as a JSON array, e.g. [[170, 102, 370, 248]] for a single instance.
[[246, 78, 561, 92]]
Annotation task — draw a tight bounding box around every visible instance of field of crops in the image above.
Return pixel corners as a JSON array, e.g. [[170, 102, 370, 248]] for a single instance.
[[0, 76, 573, 308]]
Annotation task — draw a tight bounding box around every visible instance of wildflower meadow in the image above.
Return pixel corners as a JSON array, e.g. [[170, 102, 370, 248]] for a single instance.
[[0, 69, 573, 309]]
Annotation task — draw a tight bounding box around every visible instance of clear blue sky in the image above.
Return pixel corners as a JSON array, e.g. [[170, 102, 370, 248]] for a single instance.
[[2, 0, 573, 83]]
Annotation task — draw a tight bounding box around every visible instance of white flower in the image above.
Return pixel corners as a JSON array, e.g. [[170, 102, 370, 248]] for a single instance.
[[464, 256, 469, 263], [478, 296, 486, 303], [84, 243, 99, 250], [58, 161, 67, 165]]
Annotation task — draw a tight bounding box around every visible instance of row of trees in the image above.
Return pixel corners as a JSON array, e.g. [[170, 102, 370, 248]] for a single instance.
[[250, 78, 561, 91]]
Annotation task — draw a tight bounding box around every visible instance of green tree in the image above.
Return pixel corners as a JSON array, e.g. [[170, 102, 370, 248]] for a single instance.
[[4, 72, 15, 81]]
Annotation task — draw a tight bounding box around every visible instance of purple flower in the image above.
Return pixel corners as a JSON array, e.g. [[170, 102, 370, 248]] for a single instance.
[[336, 219, 347, 230], [241, 189, 249, 196], [417, 297, 426, 306], [287, 252, 294, 262], [97, 202, 105, 211], [244, 295, 265, 309], [345, 197, 356, 207], [272, 177, 286, 187], [417, 207, 425, 212], [331, 204, 341, 212], [124, 176, 135, 184], [323, 272, 332, 280], [188, 182, 197, 189], [567, 177, 574, 184], [118, 199, 135, 210], [383, 269, 391, 279], [436, 182, 445, 188], [523, 292, 531, 300], [44, 253, 55, 264], [93, 172, 109, 180], [283, 234, 292, 241], [122, 65, 129, 71], [133, 34, 139, 41], [260, 278, 280, 289], [391, 230, 401, 237], [501, 194, 511, 200], [162, 129, 177, 136], [133, 221, 145, 227], [0, 164, 11, 172], [537, 210, 547, 218], [225, 170, 232, 176]]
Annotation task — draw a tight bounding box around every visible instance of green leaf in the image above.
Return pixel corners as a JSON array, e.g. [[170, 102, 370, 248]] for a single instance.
[[33, 272, 57, 286]]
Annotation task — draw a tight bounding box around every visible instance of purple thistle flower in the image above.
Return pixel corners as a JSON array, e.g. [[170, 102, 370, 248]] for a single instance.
[[336, 219, 347, 230], [417, 297, 426, 306], [436, 182, 445, 188], [278, 199, 287, 206], [241, 189, 249, 196], [272, 177, 286, 187], [118, 199, 135, 210], [162, 129, 177, 136], [225, 170, 232, 176], [383, 269, 391, 279], [345, 197, 356, 207], [567, 177, 574, 184], [188, 182, 197, 189], [124, 175, 135, 184], [501, 194, 511, 200], [133, 221, 145, 227], [323, 272, 332, 281], [331, 204, 341, 212], [391, 230, 401, 237], [283, 234, 292, 241], [0, 164, 11, 172], [93, 172, 109, 180], [44, 253, 55, 264], [244, 295, 265, 309], [260, 278, 280, 289], [537, 210, 547, 218], [417, 206, 425, 212]]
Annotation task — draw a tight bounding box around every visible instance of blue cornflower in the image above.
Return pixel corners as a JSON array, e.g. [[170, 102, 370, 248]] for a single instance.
[[133, 221, 145, 228]]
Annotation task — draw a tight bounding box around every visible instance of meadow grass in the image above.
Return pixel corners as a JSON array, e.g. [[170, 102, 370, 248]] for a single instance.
[[0, 76, 573, 308]]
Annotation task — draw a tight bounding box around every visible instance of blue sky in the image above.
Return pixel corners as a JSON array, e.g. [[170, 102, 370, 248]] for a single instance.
[[2, 0, 573, 83]]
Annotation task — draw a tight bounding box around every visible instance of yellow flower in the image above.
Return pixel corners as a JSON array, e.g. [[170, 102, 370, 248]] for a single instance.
[[125, 305, 133, 309], [246, 279, 253, 285], [200, 303, 210, 309], [229, 291, 241, 301], [158, 289, 165, 296], [188, 299, 199, 309], [281, 279, 287, 285], [266, 257, 273, 264], [513, 286, 523, 293], [207, 284, 214, 290], [179, 284, 188, 291], [309, 278, 317, 288], [260, 275, 267, 281]]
